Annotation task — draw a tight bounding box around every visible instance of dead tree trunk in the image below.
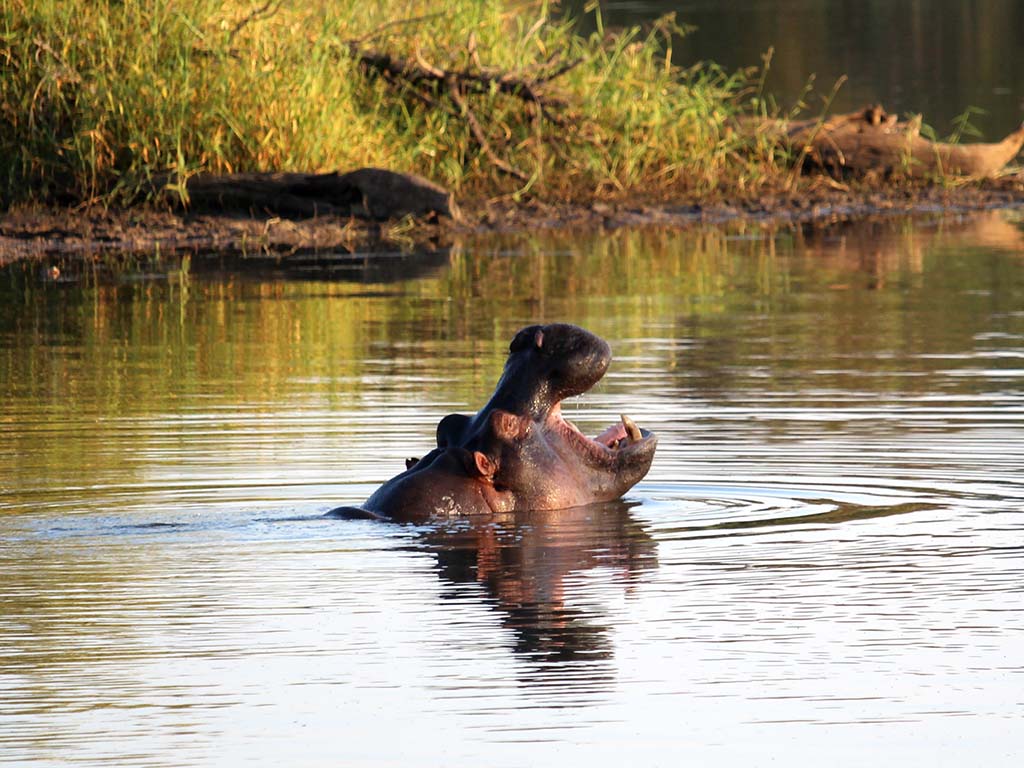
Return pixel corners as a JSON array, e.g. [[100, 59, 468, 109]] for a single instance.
[[761, 106, 1024, 178]]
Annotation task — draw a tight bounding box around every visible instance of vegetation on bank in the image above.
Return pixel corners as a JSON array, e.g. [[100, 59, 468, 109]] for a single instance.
[[1, 0, 788, 209]]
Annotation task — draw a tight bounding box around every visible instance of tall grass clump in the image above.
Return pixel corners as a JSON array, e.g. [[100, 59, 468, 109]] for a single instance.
[[0, 0, 772, 208]]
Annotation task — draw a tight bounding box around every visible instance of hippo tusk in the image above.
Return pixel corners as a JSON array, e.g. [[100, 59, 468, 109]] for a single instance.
[[621, 414, 642, 442]]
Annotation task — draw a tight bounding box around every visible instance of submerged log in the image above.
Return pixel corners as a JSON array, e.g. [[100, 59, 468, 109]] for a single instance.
[[768, 106, 1024, 178], [182, 168, 456, 220]]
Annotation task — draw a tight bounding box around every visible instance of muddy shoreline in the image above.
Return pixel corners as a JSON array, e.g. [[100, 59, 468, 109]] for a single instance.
[[2, 175, 1022, 263]]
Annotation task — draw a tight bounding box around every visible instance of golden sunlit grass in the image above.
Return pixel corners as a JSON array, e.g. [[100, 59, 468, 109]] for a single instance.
[[0, 0, 784, 208]]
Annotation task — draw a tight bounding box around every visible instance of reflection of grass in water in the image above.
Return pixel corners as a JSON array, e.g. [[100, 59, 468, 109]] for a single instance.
[[2, 214, 1018, 411], [1, 0, 775, 207]]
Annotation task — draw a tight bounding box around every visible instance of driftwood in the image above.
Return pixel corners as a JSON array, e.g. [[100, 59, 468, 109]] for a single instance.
[[182, 168, 456, 220], [766, 105, 1024, 178]]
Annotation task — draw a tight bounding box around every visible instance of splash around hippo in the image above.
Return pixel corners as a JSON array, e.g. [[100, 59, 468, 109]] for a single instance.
[[328, 324, 657, 522]]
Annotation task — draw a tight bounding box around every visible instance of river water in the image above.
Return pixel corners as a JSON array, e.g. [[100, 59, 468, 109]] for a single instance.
[[2, 212, 1023, 765], [578, 0, 1024, 138]]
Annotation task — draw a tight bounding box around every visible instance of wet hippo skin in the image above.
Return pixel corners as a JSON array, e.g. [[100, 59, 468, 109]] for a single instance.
[[329, 324, 657, 522]]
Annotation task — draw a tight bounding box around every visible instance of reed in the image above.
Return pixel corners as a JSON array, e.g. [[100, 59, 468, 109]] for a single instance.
[[0, 0, 777, 208]]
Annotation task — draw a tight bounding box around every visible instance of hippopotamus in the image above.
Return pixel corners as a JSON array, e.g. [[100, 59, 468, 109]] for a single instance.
[[329, 323, 657, 522]]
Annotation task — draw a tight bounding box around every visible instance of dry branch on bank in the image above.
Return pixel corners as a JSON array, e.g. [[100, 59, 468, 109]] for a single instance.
[[350, 45, 577, 113], [347, 41, 581, 181], [760, 105, 1024, 179]]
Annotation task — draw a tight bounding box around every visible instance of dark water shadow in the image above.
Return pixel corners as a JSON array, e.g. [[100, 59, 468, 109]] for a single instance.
[[0, 245, 453, 288], [412, 500, 659, 694], [185, 247, 453, 284], [654, 500, 943, 542]]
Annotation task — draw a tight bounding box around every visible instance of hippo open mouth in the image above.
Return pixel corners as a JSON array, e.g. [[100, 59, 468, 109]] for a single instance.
[[331, 323, 658, 521], [530, 352, 657, 508], [550, 404, 656, 463]]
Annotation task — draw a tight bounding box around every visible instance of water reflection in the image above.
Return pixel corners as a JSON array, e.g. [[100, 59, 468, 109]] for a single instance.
[[424, 502, 657, 685]]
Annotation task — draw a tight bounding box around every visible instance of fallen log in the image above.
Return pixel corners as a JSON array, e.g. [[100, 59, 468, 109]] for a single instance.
[[764, 105, 1024, 179], [180, 168, 456, 221]]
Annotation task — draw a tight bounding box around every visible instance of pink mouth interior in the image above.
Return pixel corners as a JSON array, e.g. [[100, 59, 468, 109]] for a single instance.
[[593, 422, 628, 446], [549, 402, 630, 449]]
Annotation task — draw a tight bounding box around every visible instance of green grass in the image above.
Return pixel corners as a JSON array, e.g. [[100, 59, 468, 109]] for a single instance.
[[0, 0, 782, 208]]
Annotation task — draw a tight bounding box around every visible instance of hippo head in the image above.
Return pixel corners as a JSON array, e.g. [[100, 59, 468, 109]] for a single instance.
[[452, 324, 658, 512], [346, 324, 657, 521]]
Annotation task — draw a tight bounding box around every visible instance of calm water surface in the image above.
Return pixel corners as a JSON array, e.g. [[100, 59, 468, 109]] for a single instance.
[[2, 212, 1023, 765], [578, 0, 1024, 138]]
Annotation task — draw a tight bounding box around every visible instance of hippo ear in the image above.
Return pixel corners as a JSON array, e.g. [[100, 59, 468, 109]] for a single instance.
[[450, 447, 498, 481], [509, 325, 543, 353], [489, 409, 527, 442], [436, 413, 471, 447], [472, 451, 497, 480]]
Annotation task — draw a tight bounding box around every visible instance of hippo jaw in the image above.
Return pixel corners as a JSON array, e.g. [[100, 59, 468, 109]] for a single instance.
[[538, 393, 658, 504], [548, 403, 657, 485], [475, 324, 657, 510], [485, 376, 658, 510]]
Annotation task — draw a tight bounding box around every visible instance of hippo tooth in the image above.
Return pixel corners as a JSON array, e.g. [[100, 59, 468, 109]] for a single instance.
[[621, 414, 642, 442]]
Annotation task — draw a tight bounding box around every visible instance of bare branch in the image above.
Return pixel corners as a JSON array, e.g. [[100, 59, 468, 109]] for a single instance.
[[535, 57, 584, 85], [412, 46, 446, 79], [350, 44, 570, 112], [228, 1, 283, 44], [448, 80, 529, 181], [344, 27, 582, 180]]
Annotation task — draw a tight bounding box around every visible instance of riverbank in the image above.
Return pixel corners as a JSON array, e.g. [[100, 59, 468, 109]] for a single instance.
[[2, 174, 1022, 263], [3, 0, 1023, 262]]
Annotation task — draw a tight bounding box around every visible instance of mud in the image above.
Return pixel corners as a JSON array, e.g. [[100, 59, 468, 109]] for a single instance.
[[2, 174, 1022, 263]]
